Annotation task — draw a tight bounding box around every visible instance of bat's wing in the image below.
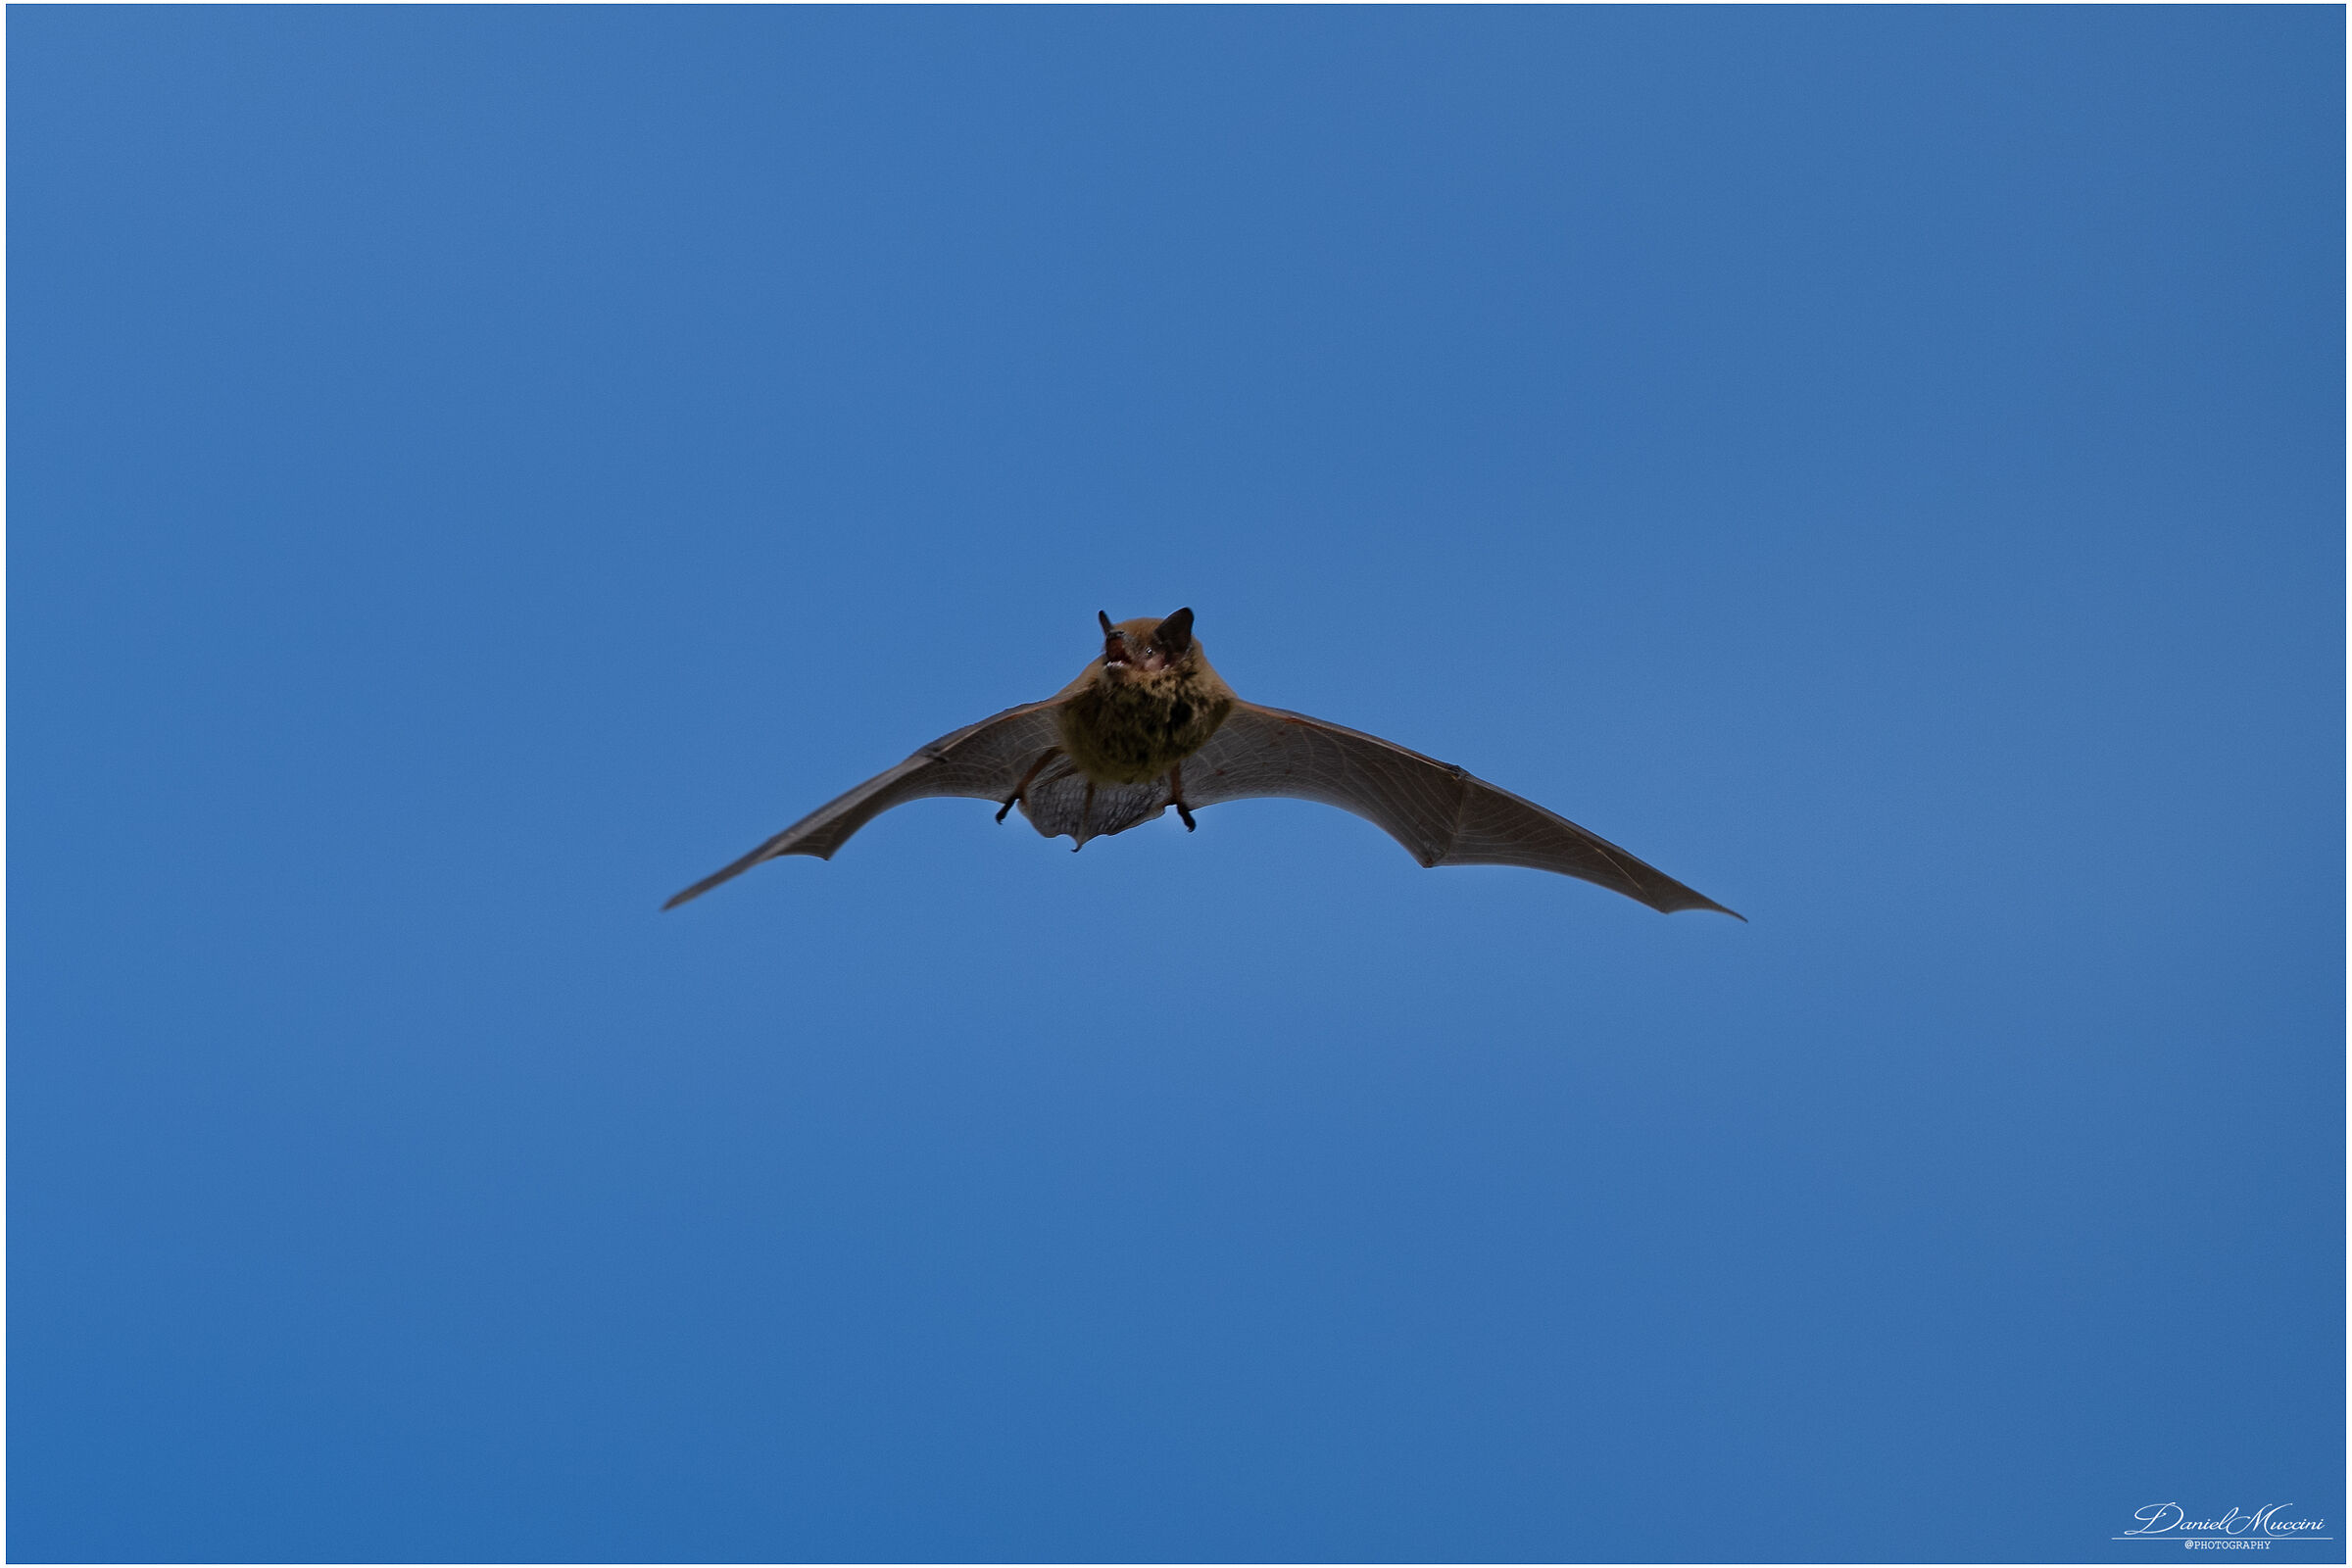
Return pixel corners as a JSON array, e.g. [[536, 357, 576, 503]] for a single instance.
[[663, 700, 1066, 908], [1183, 702, 1741, 917]]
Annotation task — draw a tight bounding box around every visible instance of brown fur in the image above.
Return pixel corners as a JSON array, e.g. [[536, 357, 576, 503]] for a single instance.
[[1054, 614, 1236, 785]]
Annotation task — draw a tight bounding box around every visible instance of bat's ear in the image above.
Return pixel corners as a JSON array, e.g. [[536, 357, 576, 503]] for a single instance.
[[1152, 607, 1195, 658], [1099, 611, 1116, 636]]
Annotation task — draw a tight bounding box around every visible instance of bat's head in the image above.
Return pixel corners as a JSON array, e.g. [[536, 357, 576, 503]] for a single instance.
[[1096, 608, 1199, 678]]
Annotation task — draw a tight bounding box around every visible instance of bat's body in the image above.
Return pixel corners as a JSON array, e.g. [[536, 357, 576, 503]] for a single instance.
[[1054, 612, 1235, 787], [665, 608, 1740, 918]]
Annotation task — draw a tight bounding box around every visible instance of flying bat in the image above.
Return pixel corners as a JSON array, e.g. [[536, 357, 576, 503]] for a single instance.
[[665, 608, 1740, 917]]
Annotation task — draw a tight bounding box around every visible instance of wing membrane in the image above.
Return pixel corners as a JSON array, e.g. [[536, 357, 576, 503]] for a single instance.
[[663, 701, 1064, 907], [1016, 754, 1170, 846], [1185, 702, 1740, 917]]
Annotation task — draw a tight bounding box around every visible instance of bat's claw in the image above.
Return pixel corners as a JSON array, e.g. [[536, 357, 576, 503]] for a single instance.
[[998, 747, 1060, 825], [1176, 802, 1197, 831], [1169, 762, 1197, 831]]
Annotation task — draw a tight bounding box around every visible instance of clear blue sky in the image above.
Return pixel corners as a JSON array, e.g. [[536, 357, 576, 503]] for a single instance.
[[12, 7, 2341, 1563]]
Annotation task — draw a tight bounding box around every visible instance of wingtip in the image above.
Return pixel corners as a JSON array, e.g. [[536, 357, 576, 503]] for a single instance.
[[662, 868, 740, 909], [1659, 890, 1744, 920]]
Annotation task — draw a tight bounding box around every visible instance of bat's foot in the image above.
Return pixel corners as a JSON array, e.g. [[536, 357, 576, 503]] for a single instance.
[[1168, 763, 1197, 831], [1176, 802, 1196, 831], [998, 748, 1061, 824]]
